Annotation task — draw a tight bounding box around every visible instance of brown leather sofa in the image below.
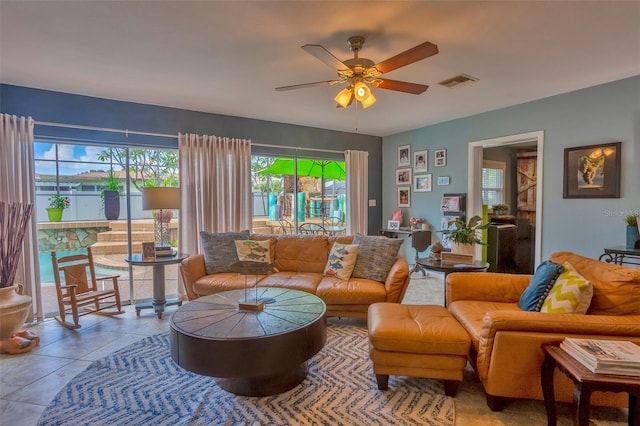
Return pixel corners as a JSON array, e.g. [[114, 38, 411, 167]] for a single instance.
[[180, 234, 411, 319], [446, 251, 640, 410]]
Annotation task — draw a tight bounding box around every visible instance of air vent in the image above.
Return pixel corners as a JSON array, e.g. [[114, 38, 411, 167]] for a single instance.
[[439, 73, 479, 88]]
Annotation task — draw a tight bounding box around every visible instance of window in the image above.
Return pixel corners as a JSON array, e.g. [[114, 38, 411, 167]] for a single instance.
[[482, 160, 506, 207]]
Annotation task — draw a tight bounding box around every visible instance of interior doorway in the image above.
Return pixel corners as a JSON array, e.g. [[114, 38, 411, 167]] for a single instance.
[[467, 131, 544, 267]]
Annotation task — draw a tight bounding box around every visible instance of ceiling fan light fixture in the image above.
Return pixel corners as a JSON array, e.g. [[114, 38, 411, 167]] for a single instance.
[[360, 92, 376, 108], [334, 87, 354, 108], [353, 81, 371, 101]]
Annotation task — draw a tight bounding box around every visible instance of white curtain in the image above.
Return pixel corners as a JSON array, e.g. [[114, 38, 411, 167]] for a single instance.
[[178, 133, 252, 260], [345, 150, 369, 235], [0, 114, 42, 321]]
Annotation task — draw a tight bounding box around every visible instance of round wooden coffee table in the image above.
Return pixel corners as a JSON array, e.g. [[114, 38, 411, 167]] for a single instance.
[[169, 287, 326, 396]]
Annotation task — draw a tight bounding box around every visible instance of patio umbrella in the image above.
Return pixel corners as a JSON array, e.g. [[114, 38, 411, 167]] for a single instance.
[[258, 158, 346, 216]]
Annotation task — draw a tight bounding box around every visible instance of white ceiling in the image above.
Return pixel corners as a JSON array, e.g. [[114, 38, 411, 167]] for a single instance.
[[1, 1, 639, 137]]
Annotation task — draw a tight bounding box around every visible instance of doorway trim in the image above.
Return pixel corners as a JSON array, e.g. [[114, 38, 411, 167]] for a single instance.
[[467, 130, 544, 266]]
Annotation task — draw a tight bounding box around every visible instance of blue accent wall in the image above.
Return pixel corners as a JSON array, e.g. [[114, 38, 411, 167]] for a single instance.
[[0, 84, 383, 234], [383, 75, 640, 262]]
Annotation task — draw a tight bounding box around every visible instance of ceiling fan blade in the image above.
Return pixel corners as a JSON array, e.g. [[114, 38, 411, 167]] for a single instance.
[[370, 79, 429, 94], [372, 41, 438, 74], [275, 80, 342, 91], [302, 44, 352, 74]]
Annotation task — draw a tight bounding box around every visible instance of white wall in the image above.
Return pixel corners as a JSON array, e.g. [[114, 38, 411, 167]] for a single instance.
[[383, 75, 640, 263]]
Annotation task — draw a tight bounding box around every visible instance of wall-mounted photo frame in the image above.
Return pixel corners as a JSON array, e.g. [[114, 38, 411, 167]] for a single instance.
[[387, 220, 400, 230], [413, 150, 428, 173], [441, 195, 461, 212], [437, 176, 450, 186], [398, 145, 411, 167], [434, 149, 447, 167], [396, 168, 412, 185], [142, 242, 156, 261], [563, 141, 621, 198], [414, 174, 432, 192], [398, 187, 411, 207]]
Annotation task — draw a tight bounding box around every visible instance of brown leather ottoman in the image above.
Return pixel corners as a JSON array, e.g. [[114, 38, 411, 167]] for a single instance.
[[368, 303, 471, 396]]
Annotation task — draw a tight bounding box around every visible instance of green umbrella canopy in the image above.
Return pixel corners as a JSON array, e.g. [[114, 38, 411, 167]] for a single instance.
[[257, 158, 346, 180]]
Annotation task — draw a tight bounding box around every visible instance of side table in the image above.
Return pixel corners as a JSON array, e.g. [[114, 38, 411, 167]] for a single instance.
[[599, 246, 640, 267], [416, 258, 489, 305], [541, 344, 640, 426], [125, 252, 188, 318]]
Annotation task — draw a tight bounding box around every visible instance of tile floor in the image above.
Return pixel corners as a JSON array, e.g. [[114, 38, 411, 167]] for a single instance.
[[0, 272, 629, 425]]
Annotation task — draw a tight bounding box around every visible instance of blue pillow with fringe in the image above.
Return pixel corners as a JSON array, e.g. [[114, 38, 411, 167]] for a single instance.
[[517, 260, 564, 311]]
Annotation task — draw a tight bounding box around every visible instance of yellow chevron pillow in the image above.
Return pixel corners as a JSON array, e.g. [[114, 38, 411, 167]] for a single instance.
[[541, 261, 593, 314]]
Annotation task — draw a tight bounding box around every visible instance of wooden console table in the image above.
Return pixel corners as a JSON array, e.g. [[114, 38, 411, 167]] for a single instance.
[[599, 246, 640, 267], [541, 345, 640, 426]]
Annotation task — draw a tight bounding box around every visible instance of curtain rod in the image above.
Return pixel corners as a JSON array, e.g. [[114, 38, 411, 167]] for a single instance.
[[35, 120, 344, 154]]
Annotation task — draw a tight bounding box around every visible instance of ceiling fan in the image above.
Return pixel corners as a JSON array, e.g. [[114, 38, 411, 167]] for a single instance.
[[275, 35, 438, 108]]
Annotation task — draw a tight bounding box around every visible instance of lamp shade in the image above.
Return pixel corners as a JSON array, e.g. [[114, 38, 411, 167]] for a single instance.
[[353, 82, 371, 101], [360, 92, 376, 108], [334, 87, 353, 108], [141, 187, 180, 210]]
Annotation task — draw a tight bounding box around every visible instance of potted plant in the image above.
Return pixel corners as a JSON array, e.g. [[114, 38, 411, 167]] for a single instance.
[[492, 203, 509, 215], [446, 215, 489, 256], [100, 171, 123, 220], [625, 213, 640, 249], [46, 194, 70, 222]]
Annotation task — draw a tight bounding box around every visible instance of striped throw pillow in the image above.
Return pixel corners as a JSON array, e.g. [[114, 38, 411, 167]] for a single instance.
[[540, 261, 593, 314]]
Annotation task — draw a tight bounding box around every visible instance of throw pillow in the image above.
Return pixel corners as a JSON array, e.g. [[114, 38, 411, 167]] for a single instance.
[[351, 234, 403, 282], [540, 262, 593, 314], [234, 239, 270, 263], [200, 230, 250, 274], [517, 260, 564, 311], [323, 243, 359, 280]]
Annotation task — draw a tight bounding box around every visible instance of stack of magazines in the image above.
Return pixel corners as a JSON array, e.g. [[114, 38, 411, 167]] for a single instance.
[[560, 338, 640, 377]]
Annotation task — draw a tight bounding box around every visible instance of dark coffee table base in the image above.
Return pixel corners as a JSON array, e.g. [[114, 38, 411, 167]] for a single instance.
[[217, 363, 308, 397]]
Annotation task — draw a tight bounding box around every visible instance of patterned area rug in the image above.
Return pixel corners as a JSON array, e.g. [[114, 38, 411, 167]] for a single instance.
[[39, 324, 454, 426]]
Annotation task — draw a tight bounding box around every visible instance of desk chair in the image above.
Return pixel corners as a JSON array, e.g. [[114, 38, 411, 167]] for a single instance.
[[410, 230, 432, 276]]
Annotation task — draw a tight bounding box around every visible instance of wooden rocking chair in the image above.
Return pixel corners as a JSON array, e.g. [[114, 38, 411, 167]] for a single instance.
[[51, 247, 125, 329]]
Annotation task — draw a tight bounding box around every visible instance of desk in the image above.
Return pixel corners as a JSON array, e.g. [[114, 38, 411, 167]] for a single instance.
[[125, 252, 188, 318], [417, 258, 489, 305], [380, 228, 432, 275], [599, 246, 640, 267], [541, 345, 640, 426]]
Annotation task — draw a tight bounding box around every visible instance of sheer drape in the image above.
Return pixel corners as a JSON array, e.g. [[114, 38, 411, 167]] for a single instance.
[[178, 133, 252, 260], [0, 114, 42, 321], [345, 150, 369, 235]]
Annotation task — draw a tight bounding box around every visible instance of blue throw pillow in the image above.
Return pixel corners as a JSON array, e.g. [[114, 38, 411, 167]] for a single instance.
[[517, 260, 564, 311]]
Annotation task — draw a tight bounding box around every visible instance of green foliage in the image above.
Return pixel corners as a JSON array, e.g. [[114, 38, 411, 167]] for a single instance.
[[48, 194, 70, 209], [99, 170, 123, 209], [97, 148, 178, 191], [447, 215, 489, 245], [492, 203, 509, 212], [625, 213, 639, 227]]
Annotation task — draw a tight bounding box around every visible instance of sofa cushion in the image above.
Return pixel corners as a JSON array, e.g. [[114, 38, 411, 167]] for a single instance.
[[540, 262, 593, 314], [200, 230, 250, 274], [550, 251, 640, 315], [235, 239, 271, 263], [257, 271, 322, 294], [351, 234, 403, 282], [517, 260, 564, 311], [323, 243, 359, 280], [192, 272, 249, 296], [274, 235, 331, 273], [316, 276, 387, 305]]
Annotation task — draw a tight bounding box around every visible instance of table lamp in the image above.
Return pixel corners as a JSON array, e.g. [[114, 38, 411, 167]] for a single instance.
[[141, 187, 180, 256]]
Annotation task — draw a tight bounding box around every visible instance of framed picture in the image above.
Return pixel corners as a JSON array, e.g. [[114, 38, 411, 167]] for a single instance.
[[437, 176, 450, 186], [398, 187, 411, 207], [142, 242, 156, 261], [396, 168, 412, 185], [413, 150, 428, 172], [441, 195, 461, 212], [563, 142, 621, 198], [434, 149, 447, 167], [387, 220, 400, 230], [414, 174, 432, 192], [398, 145, 411, 167]]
